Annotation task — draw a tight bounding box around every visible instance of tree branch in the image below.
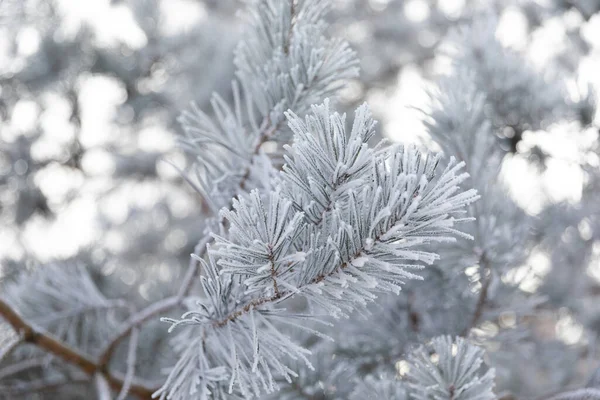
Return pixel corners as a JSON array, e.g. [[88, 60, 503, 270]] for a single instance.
[[95, 373, 112, 400], [0, 299, 96, 374], [116, 327, 139, 400], [98, 234, 211, 372], [0, 298, 155, 399], [97, 297, 178, 371], [211, 221, 410, 329]]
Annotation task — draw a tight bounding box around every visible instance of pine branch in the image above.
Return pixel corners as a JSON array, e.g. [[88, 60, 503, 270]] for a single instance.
[[211, 197, 460, 331], [211, 228, 408, 329], [405, 336, 495, 400], [0, 298, 96, 374], [236, 0, 297, 194], [0, 298, 155, 399], [237, 47, 347, 198], [159, 100, 479, 398], [180, 0, 358, 213]]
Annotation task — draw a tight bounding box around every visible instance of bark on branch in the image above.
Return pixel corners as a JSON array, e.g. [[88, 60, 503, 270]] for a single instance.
[[0, 298, 156, 399]]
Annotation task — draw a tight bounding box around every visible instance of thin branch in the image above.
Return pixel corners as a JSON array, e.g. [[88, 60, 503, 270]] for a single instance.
[[0, 299, 155, 399], [0, 356, 51, 381], [98, 234, 211, 371], [237, 122, 278, 193], [179, 235, 212, 299], [116, 327, 139, 400], [211, 262, 346, 328], [267, 246, 281, 297], [95, 373, 112, 400], [0, 298, 96, 375], [0, 334, 21, 363], [98, 297, 178, 370]]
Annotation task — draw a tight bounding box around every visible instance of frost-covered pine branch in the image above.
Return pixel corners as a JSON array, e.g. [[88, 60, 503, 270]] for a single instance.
[[155, 2, 478, 396], [2, 263, 129, 356], [0, 265, 155, 399], [179, 0, 359, 214], [350, 374, 408, 400], [345, 337, 494, 400], [405, 336, 495, 400], [157, 99, 478, 398]]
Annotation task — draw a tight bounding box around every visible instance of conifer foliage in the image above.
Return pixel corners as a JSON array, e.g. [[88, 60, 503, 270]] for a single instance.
[[1, 0, 599, 399]]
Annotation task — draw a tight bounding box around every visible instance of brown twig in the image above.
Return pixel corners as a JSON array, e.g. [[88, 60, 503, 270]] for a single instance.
[[0, 298, 155, 399], [0, 299, 97, 375]]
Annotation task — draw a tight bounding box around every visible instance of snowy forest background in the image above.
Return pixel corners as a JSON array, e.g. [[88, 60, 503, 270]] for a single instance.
[[1, 0, 600, 399]]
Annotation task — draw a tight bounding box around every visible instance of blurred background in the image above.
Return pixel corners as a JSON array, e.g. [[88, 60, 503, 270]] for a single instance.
[[1, 0, 600, 395]]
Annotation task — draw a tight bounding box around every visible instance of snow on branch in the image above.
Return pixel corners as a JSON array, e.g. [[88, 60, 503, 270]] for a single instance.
[[178, 0, 359, 213], [157, 102, 478, 399], [282, 99, 376, 225], [2, 263, 128, 356], [405, 336, 495, 400]]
